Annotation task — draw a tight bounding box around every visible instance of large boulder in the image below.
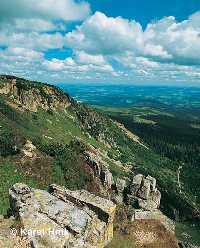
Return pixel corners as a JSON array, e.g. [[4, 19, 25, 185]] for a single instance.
[[138, 189, 161, 211], [9, 183, 116, 248]]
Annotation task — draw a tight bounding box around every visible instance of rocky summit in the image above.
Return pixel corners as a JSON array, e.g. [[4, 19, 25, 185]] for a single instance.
[[7, 183, 116, 248]]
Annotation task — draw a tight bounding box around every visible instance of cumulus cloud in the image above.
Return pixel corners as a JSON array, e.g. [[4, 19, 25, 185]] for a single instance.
[[0, 0, 90, 22], [0, 31, 65, 51], [144, 13, 200, 65], [1, 6, 200, 83], [2, 18, 58, 32], [74, 51, 106, 65], [66, 12, 143, 55], [43, 54, 114, 74], [66, 11, 200, 67]]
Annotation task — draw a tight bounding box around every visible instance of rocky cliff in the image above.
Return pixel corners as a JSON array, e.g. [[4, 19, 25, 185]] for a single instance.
[[0, 75, 71, 112]]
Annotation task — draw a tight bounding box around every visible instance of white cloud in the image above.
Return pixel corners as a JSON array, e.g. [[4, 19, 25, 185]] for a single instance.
[[1, 8, 200, 83], [43, 55, 114, 74], [0, 31, 65, 51], [0, 0, 90, 22], [6, 18, 58, 32], [74, 51, 106, 65], [66, 11, 143, 55], [144, 13, 200, 64], [66, 11, 200, 67], [0, 47, 43, 60]]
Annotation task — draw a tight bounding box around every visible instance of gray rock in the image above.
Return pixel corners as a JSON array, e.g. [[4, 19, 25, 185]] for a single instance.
[[137, 178, 151, 200], [138, 189, 161, 210], [130, 174, 143, 195], [101, 168, 113, 189], [116, 178, 126, 194], [146, 175, 157, 192], [9, 183, 116, 248], [112, 194, 124, 204], [0, 77, 71, 112], [128, 174, 161, 211]]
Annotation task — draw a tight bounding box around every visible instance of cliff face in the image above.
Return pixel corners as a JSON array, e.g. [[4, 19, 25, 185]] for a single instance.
[[0, 75, 71, 112]]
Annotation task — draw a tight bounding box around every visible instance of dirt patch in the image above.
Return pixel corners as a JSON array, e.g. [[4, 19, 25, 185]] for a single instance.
[[108, 206, 179, 248]]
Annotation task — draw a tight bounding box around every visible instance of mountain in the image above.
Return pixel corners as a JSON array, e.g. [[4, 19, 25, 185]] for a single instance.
[[0, 75, 199, 246]]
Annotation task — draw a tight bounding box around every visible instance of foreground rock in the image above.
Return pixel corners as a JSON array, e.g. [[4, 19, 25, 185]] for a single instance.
[[9, 183, 116, 248]]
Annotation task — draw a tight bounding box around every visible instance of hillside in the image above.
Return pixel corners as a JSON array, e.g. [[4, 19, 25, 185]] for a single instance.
[[0, 76, 199, 216], [0, 76, 199, 225]]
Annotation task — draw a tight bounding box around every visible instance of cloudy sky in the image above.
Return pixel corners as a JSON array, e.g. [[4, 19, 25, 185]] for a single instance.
[[0, 0, 200, 84]]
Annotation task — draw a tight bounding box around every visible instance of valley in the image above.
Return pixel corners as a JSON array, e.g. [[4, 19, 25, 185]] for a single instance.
[[61, 83, 200, 246]]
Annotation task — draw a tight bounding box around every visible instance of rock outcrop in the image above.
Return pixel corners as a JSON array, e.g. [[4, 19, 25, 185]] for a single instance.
[[85, 150, 113, 190], [127, 174, 175, 233], [21, 140, 37, 159], [9, 183, 116, 248], [127, 174, 161, 211], [0, 75, 71, 112]]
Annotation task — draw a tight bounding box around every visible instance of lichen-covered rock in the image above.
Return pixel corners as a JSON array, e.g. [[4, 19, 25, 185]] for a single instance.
[[49, 184, 116, 245], [138, 189, 161, 211], [101, 168, 113, 189], [9, 183, 116, 248], [146, 175, 157, 192], [21, 140, 37, 158], [85, 150, 113, 190]]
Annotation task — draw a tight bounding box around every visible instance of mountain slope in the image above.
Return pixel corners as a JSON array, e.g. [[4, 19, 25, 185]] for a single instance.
[[0, 75, 199, 221]]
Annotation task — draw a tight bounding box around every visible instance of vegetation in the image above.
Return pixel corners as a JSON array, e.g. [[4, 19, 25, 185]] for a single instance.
[[98, 106, 200, 215], [108, 206, 179, 248], [0, 75, 199, 222], [0, 162, 38, 215]]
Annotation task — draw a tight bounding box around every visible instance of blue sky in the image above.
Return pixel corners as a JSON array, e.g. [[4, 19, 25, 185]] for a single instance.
[[88, 0, 200, 27], [0, 0, 200, 85]]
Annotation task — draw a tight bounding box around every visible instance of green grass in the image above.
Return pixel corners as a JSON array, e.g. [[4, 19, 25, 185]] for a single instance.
[[108, 234, 137, 248], [176, 221, 200, 245], [0, 161, 38, 215]]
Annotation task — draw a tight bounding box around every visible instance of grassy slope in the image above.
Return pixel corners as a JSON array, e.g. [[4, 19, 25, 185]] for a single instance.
[[0, 77, 199, 220], [94, 106, 200, 219]]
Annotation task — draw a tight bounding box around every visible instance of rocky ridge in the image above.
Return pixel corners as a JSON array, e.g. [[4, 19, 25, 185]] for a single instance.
[[0, 75, 71, 112]]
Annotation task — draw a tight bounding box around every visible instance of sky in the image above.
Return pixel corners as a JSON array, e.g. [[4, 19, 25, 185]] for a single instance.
[[0, 0, 200, 85]]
